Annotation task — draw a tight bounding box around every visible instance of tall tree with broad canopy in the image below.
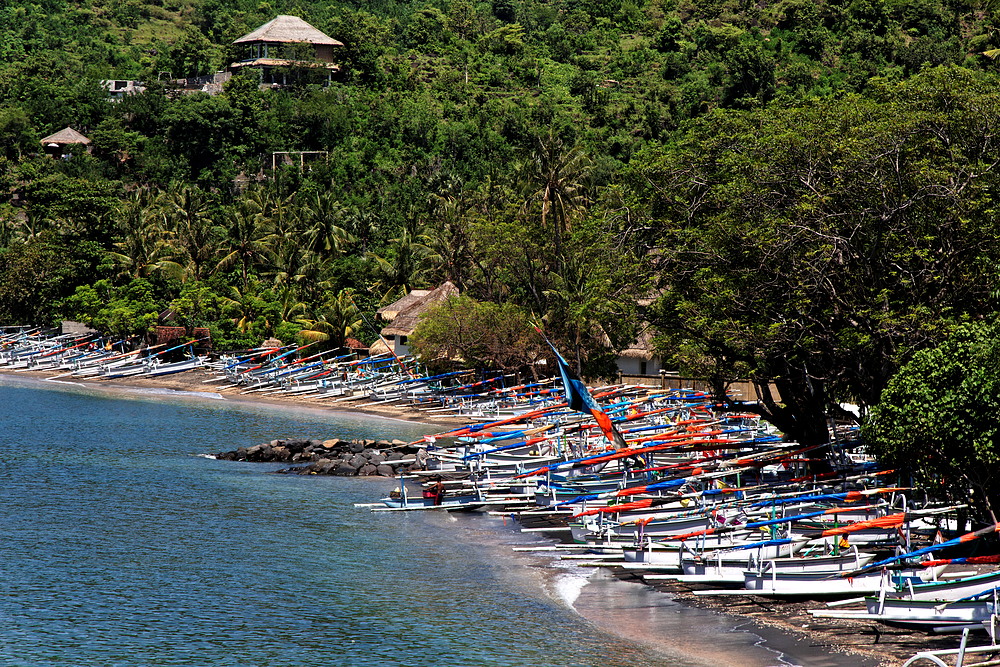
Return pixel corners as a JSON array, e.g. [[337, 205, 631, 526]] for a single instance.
[[864, 323, 1000, 524], [632, 66, 1000, 445], [409, 294, 544, 378]]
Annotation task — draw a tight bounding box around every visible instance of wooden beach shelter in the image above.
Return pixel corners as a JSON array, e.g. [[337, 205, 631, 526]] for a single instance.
[[230, 15, 343, 86], [40, 127, 91, 158], [377, 282, 459, 357]]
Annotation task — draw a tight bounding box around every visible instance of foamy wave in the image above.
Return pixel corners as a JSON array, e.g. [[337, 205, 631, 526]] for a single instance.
[[194, 454, 217, 459], [553, 568, 593, 607], [121, 387, 225, 400]]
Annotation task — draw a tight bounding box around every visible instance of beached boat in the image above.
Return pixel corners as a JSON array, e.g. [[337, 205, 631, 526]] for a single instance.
[[732, 568, 929, 597], [810, 594, 997, 629], [665, 550, 876, 585]]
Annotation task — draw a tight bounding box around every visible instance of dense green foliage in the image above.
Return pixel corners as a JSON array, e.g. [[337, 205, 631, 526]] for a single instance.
[[864, 323, 1000, 522], [633, 66, 1000, 443], [409, 294, 543, 375], [4, 0, 1000, 442]]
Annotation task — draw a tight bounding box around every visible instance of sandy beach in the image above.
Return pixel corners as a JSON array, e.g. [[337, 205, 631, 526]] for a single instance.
[[8, 365, 467, 428], [1, 365, 981, 666]]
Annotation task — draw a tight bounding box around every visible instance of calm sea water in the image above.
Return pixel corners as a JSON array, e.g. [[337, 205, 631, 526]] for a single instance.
[[0, 377, 873, 666]]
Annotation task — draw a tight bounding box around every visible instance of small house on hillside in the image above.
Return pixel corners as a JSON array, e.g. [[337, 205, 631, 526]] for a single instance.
[[40, 127, 91, 158], [378, 282, 459, 357], [102, 79, 146, 100], [230, 15, 343, 86]]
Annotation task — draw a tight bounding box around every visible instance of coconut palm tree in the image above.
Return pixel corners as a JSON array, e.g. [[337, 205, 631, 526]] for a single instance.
[[109, 188, 182, 280], [215, 195, 275, 289], [298, 190, 356, 257], [297, 289, 363, 350], [519, 129, 592, 255], [159, 185, 223, 282], [366, 229, 433, 303], [421, 192, 475, 291]]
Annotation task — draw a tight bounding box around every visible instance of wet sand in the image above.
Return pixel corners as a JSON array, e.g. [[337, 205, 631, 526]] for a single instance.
[[1, 365, 982, 665], [633, 573, 969, 666], [573, 570, 882, 667]]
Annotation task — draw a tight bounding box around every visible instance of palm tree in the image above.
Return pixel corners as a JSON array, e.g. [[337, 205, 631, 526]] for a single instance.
[[421, 192, 475, 290], [215, 195, 274, 289], [10, 207, 55, 244], [366, 229, 433, 302], [258, 189, 300, 239], [297, 289, 363, 350], [264, 237, 323, 322], [109, 188, 182, 280], [159, 185, 223, 282], [543, 253, 617, 376], [298, 190, 356, 257], [519, 130, 592, 254]]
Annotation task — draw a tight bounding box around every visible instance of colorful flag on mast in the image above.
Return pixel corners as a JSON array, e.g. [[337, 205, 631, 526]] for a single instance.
[[538, 329, 627, 450]]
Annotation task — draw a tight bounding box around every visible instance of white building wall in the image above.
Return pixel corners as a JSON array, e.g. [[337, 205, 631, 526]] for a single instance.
[[616, 356, 662, 376]]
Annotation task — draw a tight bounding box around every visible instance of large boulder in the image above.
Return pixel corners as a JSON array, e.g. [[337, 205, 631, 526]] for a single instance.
[[310, 459, 337, 474], [349, 453, 367, 469], [246, 444, 272, 461], [358, 464, 378, 476], [348, 441, 366, 454], [334, 463, 358, 476], [376, 464, 395, 477]]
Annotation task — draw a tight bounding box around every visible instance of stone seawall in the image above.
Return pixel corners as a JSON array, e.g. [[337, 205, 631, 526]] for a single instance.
[[217, 437, 430, 477]]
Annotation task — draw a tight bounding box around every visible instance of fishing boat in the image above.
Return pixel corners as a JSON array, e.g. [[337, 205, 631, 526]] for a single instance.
[[810, 593, 997, 629], [664, 549, 876, 585]]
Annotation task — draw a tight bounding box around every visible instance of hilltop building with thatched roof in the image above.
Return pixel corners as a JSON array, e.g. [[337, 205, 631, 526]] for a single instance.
[[230, 15, 343, 86], [378, 282, 459, 357], [40, 127, 92, 158]]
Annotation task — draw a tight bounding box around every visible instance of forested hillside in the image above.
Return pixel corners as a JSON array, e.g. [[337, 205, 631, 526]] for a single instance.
[[2, 0, 1000, 442]]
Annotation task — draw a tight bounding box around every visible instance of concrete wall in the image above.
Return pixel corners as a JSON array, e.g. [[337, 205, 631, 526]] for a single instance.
[[615, 356, 663, 376], [384, 334, 411, 357]]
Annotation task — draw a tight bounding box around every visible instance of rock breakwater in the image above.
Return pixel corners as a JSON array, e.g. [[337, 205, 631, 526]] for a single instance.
[[216, 437, 429, 477]]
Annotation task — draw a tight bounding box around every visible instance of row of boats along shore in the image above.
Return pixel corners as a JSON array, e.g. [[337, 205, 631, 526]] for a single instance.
[[6, 330, 1000, 663], [360, 394, 1000, 665]]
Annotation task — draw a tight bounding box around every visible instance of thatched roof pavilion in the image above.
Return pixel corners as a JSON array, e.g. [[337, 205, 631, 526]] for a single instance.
[[40, 127, 91, 147], [231, 15, 343, 84], [619, 326, 657, 361], [377, 290, 431, 323], [234, 15, 343, 49]]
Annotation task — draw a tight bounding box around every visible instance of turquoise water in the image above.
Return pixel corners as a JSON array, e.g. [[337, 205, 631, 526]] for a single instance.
[[0, 378, 871, 666]]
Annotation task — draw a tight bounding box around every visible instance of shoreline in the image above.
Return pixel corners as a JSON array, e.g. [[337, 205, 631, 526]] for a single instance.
[[0, 365, 467, 428], [0, 366, 953, 666]]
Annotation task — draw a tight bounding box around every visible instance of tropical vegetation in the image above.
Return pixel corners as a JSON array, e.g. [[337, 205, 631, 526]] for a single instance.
[[4, 0, 1000, 452]]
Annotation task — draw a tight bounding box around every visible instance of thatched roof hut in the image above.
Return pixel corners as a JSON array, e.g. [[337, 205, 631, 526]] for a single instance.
[[231, 15, 343, 83], [377, 290, 431, 322], [40, 127, 91, 147], [380, 282, 460, 339], [369, 338, 391, 356], [234, 15, 343, 47], [619, 326, 657, 361]]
